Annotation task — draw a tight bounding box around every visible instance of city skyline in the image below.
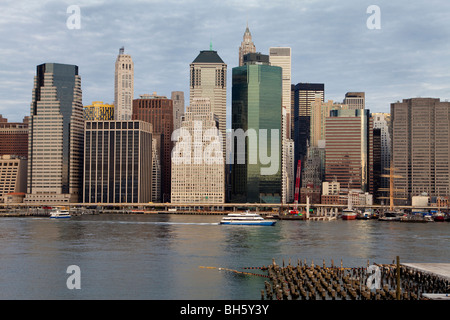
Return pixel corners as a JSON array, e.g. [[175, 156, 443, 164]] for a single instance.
[[1, 0, 450, 126]]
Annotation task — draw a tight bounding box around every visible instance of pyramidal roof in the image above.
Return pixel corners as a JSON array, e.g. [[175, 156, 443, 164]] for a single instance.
[[192, 50, 225, 64]]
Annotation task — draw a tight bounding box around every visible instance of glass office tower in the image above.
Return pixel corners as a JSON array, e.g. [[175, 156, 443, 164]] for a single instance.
[[26, 63, 84, 203], [231, 53, 282, 203]]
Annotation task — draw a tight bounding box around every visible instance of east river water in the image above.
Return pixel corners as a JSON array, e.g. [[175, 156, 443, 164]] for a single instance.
[[0, 213, 449, 300]]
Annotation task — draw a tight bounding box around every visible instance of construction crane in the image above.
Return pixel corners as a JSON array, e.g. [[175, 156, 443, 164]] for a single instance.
[[289, 160, 302, 215]]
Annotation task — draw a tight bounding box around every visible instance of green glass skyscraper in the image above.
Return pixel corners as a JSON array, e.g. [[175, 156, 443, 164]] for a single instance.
[[231, 53, 282, 203]]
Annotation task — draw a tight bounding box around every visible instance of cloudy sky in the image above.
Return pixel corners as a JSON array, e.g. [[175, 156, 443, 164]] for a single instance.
[[0, 0, 449, 125]]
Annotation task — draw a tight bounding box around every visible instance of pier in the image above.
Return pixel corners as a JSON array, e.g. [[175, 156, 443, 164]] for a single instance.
[[260, 258, 450, 300]]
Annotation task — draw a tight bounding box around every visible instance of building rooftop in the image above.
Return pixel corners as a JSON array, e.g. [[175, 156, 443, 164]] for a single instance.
[[192, 50, 225, 64]]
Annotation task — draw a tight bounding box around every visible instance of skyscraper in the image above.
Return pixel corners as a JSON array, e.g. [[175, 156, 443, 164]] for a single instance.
[[231, 53, 282, 203], [372, 112, 391, 199], [83, 120, 153, 203], [132, 93, 173, 202], [171, 98, 224, 204], [269, 47, 291, 139], [324, 109, 373, 193], [190, 49, 227, 157], [114, 47, 134, 120], [238, 23, 256, 67], [391, 98, 450, 203], [293, 83, 325, 181], [171, 91, 185, 131], [25, 63, 84, 203]]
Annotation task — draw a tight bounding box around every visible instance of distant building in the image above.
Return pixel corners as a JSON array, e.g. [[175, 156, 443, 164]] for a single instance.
[[171, 91, 185, 131], [133, 93, 174, 202], [171, 98, 224, 204], [391, 98, 450, 203], [84, 101, 114, 120], [343, 92, 365, 109], [0, 115, 29, 158], [293, 83, 325, 181], [25, 63, 84, 203], [324, 109, 373, 193], [83, 120, 152, 203], [114, 47, 134, 120], [0, 155, 27, 202], [231, 53, 282, 203], [372, 112, 391, 199], [238, 23, 256, 67], [190, 49, 227, 158]]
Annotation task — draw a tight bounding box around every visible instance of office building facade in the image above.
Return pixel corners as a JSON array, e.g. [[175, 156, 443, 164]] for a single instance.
[[0, 116, 29, 158], [171, 98, 224, 204], [132, 93, 173, 202], [231, 54, 282, 203], [324, 109, 373, 193], [25, 63, 84, 203], [391, 98, 450, 203], [190, 49, 227, 157], [83, 120, 152, 203]]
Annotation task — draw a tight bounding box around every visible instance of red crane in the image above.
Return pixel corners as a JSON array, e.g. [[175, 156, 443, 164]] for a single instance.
[[289, 160, 301, 214]]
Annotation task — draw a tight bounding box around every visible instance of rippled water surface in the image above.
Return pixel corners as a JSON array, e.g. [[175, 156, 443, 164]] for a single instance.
[[1, 214, 449, 299]]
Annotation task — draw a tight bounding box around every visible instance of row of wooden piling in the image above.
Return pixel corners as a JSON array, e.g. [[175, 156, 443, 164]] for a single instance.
[[260, 258, 450, 300]]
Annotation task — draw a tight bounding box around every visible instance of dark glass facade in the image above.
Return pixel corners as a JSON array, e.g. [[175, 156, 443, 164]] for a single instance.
[[231, 63, 282, 203], [83, 120, 152, 203]]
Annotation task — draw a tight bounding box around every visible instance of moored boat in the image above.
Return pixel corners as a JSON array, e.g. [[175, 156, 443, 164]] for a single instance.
[[220, 211, 277, 226], [378, 211, 401, 221], [341, 208, 357, 220], [432, 211, 445, 222]]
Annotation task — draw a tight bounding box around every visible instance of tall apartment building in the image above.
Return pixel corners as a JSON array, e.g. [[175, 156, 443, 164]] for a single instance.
[[343, 92, 365, 109], [83, 120, 152, 203], [152, 133, 161, 202], [114, 47, 134, 120], [25, 63, 84, 203], [171, 98, 224, 204], [0, 116, 29, 157], [84, 101, 114, 120], [391, 98, 450, 203], [132, 93, 173, 202], [238, 23, 256, 67], [231, 53, 282, 203], [324, 109, 373, 193], [190, 49, 227, 157], [0, 155, 27, 201], [171, 91, 185, 131]]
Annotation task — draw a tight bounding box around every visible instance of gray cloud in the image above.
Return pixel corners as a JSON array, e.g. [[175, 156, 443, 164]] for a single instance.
[[0, 0, 449, 123]]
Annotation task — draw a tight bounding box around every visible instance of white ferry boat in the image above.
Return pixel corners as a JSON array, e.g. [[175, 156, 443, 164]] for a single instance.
[[220, 211, 277, 226], [49, 208, 71, 219]]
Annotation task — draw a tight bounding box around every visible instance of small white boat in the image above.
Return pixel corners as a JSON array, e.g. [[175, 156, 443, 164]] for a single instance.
[[49, 208, 71, 219], [220, 211, 276, 226]]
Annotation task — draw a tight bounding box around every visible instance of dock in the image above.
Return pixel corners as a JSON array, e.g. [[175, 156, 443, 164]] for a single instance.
[[259, 258, 450, 300]]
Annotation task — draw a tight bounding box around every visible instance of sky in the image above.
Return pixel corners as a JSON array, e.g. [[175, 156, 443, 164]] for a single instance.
[[0, 0, 449, 125]]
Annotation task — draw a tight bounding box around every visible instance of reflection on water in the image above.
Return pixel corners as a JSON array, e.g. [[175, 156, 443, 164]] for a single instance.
[[0, 214, 449, 299]]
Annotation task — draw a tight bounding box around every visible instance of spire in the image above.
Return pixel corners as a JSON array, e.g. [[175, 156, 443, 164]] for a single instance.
[[210, 38, 213, 51]]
